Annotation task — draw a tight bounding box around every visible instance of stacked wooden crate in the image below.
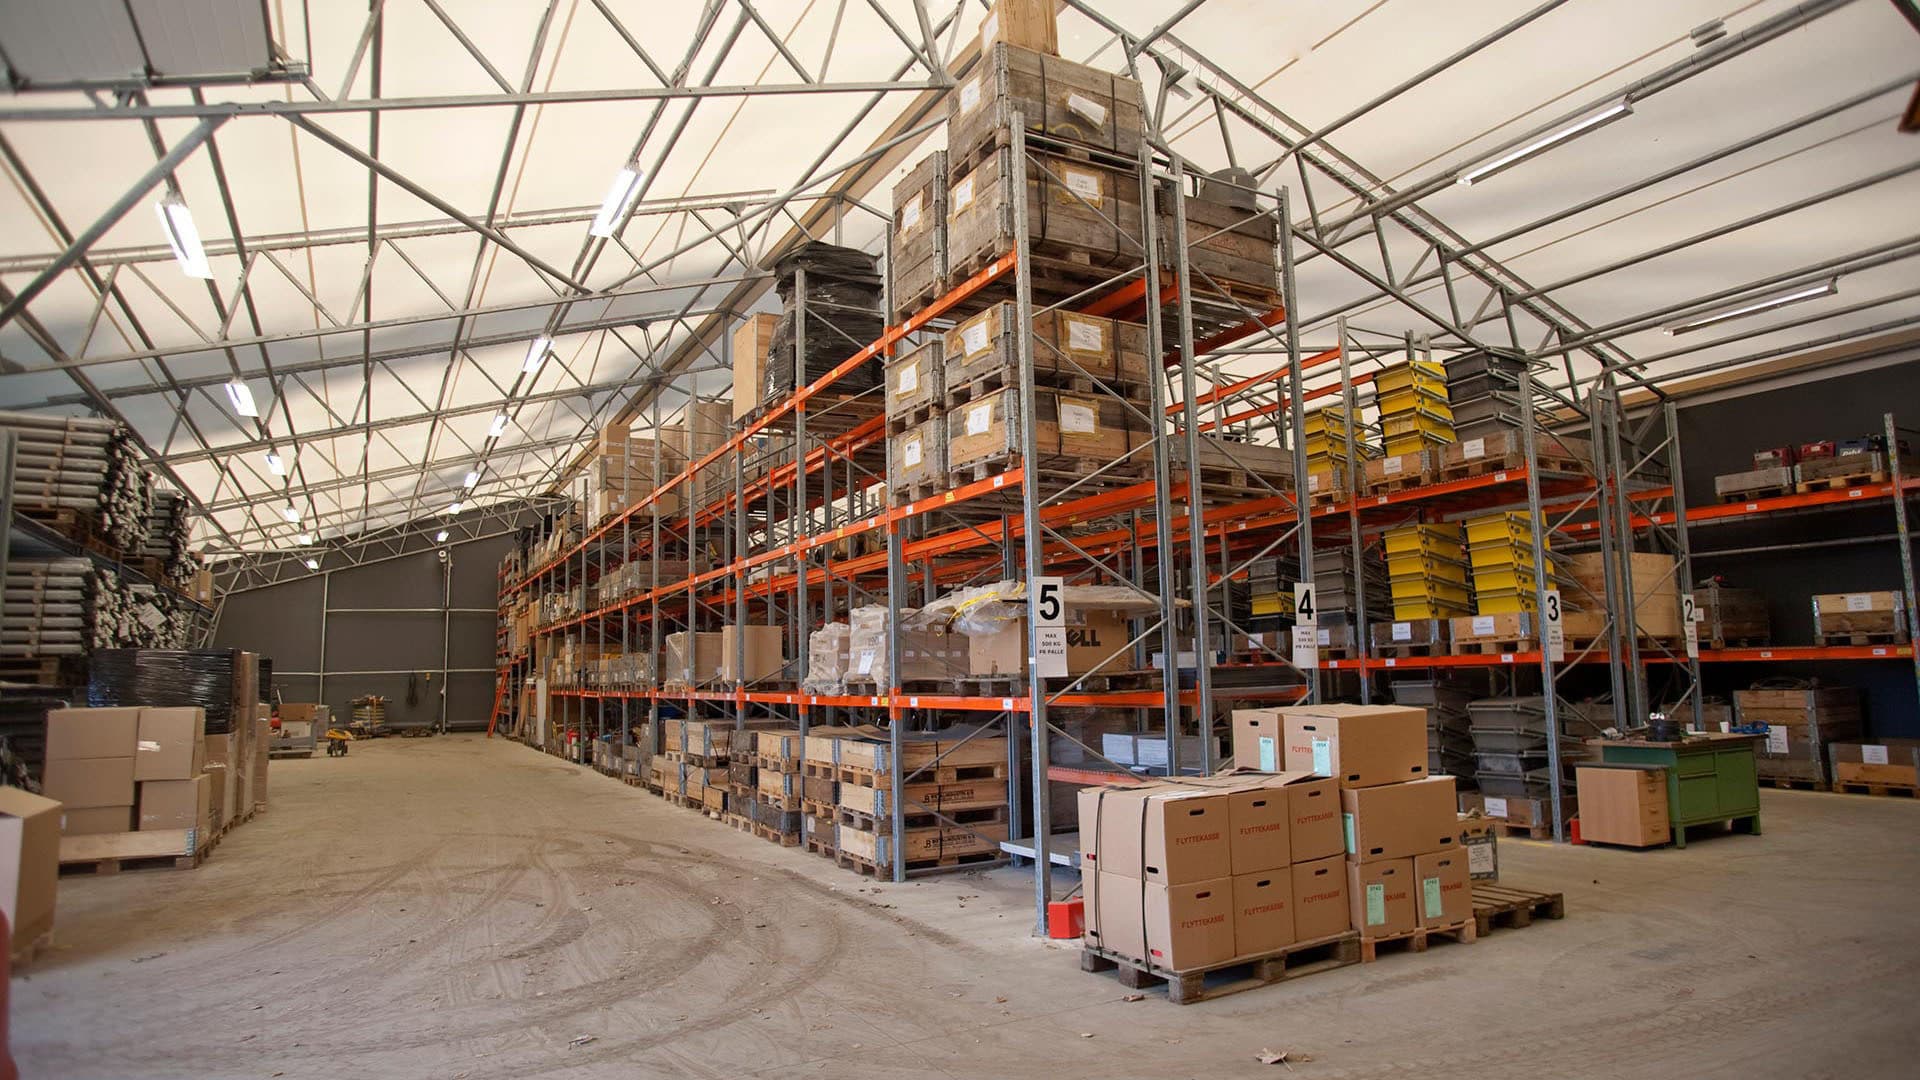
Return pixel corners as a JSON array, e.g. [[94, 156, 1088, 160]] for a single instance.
[[752, 729, 807, 844], [831, 729, 1009, 877], [1556, 552, 1682, 647], [1734, 686, 1860, 788], [1364, 361, 1452, 492], [1695, 581, 1769, 648], [1811, 591, 1908, 645]]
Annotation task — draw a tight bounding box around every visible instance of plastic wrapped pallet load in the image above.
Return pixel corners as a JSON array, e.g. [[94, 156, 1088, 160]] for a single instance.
[[914, 580, 1164, 678]]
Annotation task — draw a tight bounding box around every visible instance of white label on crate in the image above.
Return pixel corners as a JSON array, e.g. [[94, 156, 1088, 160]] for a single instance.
[[1311, 736, 1332, 776], [1467, 841, 1495, 877], [979, 11, 998, 46], [1472, 615, 1496, 637], [1864, 744, 1890, 765], [959, 77, 982, 114], [900, 192, 922, 231], [903, 436, 922, 468], [897, 364, 918, 395], [1484, 796, 1509, 819], [1060, 402, 1097, 435], [1066, 316, 1106, 352], [1845, 593, 1873, 612], [1032, 576, 1068, 678], [1258, 735, 1278, 773], [967, 403, 992, 436], [952, 175, 975, 211], [1308, 472, 1323, 493], [1317, 627, 1331, 646], [1720, 721, 1730, 733], [1066, 92, 1109, 128], [961, 320, 991, 356], [1463, 437, 1486, 460], [856, 650, 875, 675], [1383, 456, 1404, 476], [1061, 166, 1104, 207], [1765, 724, 1789, 755], [1392, 621, 1413, 642]]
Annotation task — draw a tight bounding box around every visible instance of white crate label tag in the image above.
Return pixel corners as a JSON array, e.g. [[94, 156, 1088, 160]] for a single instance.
[[1863, 744, 1890, 765], [1258, 735, 1278, 773], [856, 650, 875, 675], [1765, 724, 1789, 754], [1065, 92, 1108, 127], [1471, 615, 1496, 637], [1066, 316, 1106, 352], [1467, 842, 1495, 876], [896, 364, 918, 395], [1484, 796, 1508, 818], [1845, 593, 1872, 612], [1392, 621, 1412, 642], [902, 436, 921, 467], [979, 12, 998, 46], [952, 175, 974, 211], [961, 320, 990, 356], [1383, 456, 1403, 476], [1290, 624, 1318, 672], [958, 78, 982, 114], [1311, 736, 1332, 776], [900, 192, 922, 231], [1061, 166, 1103, 206], [1463, 437, 1485, 460], [1316, 627, 1331, 646], [1343, 813, 1356, 854], [1060, 402, 1097, 434], [966, 403, 992, 435]]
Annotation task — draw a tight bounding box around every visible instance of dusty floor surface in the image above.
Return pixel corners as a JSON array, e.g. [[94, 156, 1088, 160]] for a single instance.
[[13, 734, 1920, 1079]]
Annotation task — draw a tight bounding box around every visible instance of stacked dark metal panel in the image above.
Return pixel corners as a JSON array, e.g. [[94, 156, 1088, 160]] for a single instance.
[[1391, 677, 1476, 786], [87, 648, 243, 733], [1, 410, 153, 554], [764, 241, 884, 401], [1441, 350, 1532, 441], [1465, 696, 1597, 798]]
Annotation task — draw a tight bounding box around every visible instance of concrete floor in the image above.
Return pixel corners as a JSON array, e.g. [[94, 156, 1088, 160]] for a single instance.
[[14, 735, 1920, 1079]]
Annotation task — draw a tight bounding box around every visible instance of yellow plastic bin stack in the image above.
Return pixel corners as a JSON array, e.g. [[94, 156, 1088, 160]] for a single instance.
[[1303, 403, 1372, 499], [1382, 523, 1472, 622], [1463, 511, 1549, 615], [1375, 360, 1454, 457]]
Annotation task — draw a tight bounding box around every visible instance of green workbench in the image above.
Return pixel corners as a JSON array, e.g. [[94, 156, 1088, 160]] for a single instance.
[[1588, 734, 1763, 848]]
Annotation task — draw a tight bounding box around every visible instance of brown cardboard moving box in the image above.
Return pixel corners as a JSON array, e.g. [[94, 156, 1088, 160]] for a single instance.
[[1277, 705, 1428, 788], [1341, 775, 1459, 862], [61, 807, 132, 835], [43, 758, 135, 812], [1291, 855, 1350, 941], [0, 786, 62, 950], [1085, 784, 1231, 886], [46, 707, 140, 760], [1232, 871, 1295, 957], [1101, 876, 1236, 972], [1288, 776, 1344, 862], [135, 707, 206, 782], [1415, 850, 1472, 928], [720, 625, 786, 684], [138, 775, 210, 832], [968, 610, 1131, 678], [1348, 857, 1417, 938]]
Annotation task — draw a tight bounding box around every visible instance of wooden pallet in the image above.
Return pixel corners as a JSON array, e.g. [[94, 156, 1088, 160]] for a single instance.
[[747, 389, 885, 436], [1373, 642, 1447, 659], [890, 275, 948, 327], [754, 755, 802, 774], [1435, 452, 1588, 482], [1359, 918, 1476, 962], [1796, 470, 1886, 493], [1470, 883, 1566, 937], [754, 822, 803, 846], [59, 829, 206, 876], [944, 452, 1149, 493], [1720, 485, 1794, 503], [1758, 776, 1827, 792], [835, 849, 1005, 878], [805, 835, 837, 858], [1834, 781, 1918, 798], [1079, 931, 1361, 1005], [885, 399, 944, 436], [833, 803, 1008, 833], [837, 761, 1008, 787], [1454, 638, 1539, 655], [1818, 631, 1907, 647], [0, 656, 77, 686], [1366, 471, 1439, 497], [1486, 819, 1556, 839]]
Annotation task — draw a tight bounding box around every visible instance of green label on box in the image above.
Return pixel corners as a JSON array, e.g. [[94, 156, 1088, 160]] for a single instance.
[[1423, 876, 1442, 917], [1311, 736, 1331, 776], [1343, 812, 1356, 854], [1366, 882, 1386, 926], [1258, 735, 1277, 773]]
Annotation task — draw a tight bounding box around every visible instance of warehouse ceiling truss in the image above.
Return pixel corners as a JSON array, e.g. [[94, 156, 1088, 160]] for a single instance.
[[0, 0, 1914, 592]]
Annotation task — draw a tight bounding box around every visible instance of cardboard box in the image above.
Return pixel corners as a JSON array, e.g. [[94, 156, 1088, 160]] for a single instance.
[[1285, 774, 1343, 862], [732, 312, 779, 423], [138, 775, 211, 832], [1272, 705, 1427, 788], [1458, 814, 1499, 881], [1414, 850, 1472, 928], [1232, 871, 1295, 957], [1077, 783, 1230, 885], [1100, 874, 1235, 972], [1573, 765, 1670, 848], [0, 786, 63, 946], [1291, 855, 1350, 941], [968, 609, 1131, 677], [135, 707, 206, 782], [43, 756, 135, 810], [1458, 791, 1571, 827], [45, 706, 140, 760], [205, 732, 240, 826], [61, 806, 133, 836], [1348, 857, 1417, 938], [1341, 775, 1459, 862], [719, 625, 786, 684]]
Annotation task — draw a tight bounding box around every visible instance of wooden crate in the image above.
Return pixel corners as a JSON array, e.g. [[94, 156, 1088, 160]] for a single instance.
[[1734, 687, 1861, 784], [887, 415, 949, 505], [837, 776, 1007, 819], [1155, 178, 1279, 303], [1830, 739, 1920, 789], [1362, 449, 1435, 493], [946, 42, 1144, 168], [884, 339, 944, 424], [1438, 428, 1591, 476], [834, 820, 1008, 868], [1450, 611, 1537, 649], [1811, 591, 1908, 643], [1696, 582, 1769, 647], [947, 147, 1144, 287], [835, 731, 1008, 784], [59, 828, 205, 875], [1560, 551, 1681, 640], [890, 150, 948, 322], [942, 302, 1150, 396], [944, 385, 1150, 478]]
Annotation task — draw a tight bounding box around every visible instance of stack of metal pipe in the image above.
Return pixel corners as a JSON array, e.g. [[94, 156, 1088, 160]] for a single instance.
[[138, 487, 197, 590], [1, 410, 153, 554], [2, 557, 100, 656]]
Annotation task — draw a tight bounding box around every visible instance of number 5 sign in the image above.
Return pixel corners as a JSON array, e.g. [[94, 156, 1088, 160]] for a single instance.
[[1031, 576, 1068, 678]]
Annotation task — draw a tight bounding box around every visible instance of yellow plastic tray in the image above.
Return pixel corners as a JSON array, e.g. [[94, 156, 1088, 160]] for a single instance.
[[1387, 553, 1472, 586], [1371, 360, 1446, 395], [1394, 599, 1474, 622], [1387, 578, 1473, 607]]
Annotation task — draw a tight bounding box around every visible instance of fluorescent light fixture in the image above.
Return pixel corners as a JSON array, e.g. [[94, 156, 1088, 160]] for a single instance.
[[523, 336, 551, 374], [589, 160, 645, 238], [1456, 101, 1633, 187], [304, 558, 319, 570], [296, 533, 312, 546], [447, 501, 463, 515], [436, 530, 449, 543], [1661, 279, 1838, 335], [282, 505, 300, 523], [464, 471, 480, 488], [225, 379, 259, 418], [488, 413, 509, 437], [264, 451, 284, 476], [155, 192, 214, 279]]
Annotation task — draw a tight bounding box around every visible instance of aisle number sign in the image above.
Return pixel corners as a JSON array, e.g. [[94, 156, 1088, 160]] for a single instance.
[[1292, 581, 1319, 670], [1543, 588, 1565, 663], [1682, 592, 1700, 659], [1032, 576, 1068, 678]]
